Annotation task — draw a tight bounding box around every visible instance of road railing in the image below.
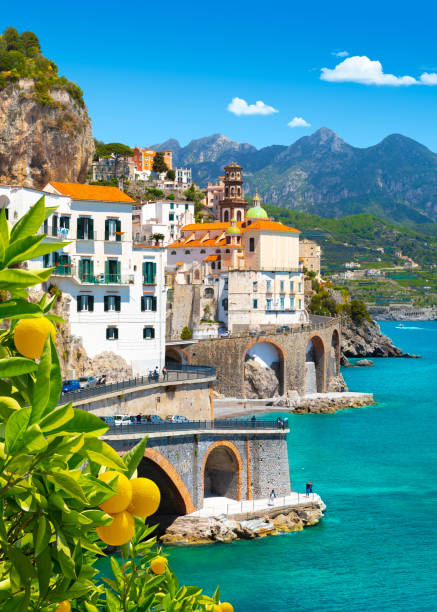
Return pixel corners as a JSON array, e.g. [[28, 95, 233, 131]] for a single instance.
[[102, 418, 289, 436]]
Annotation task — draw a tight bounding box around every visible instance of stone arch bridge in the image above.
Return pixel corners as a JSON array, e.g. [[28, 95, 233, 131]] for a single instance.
[[166, 316, 341, 398]]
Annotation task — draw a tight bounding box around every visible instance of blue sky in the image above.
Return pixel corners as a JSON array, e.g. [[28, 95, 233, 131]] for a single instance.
[[3, 0, 437, 150]]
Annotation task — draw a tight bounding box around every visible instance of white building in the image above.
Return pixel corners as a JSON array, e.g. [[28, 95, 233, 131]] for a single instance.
[[132, 200, 195, 245], [0, 183, 166, 376]]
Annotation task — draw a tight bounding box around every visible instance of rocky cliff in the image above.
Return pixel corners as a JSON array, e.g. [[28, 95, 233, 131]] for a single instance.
[[0, 79, 93, 188], [341, 316, 417, 360]]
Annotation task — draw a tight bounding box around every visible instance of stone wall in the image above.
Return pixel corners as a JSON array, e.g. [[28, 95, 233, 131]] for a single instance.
[[182, 319, 341, 398], [74, 380, 213, 421], [107, 431, 291, 512]]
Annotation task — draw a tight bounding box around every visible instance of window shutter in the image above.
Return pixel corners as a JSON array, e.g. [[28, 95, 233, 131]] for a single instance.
[[52, 215, 58, 236], [43, 254, 49, 268], [105, 260, 109, 281], [106, 327, 110, 339], [104, 296, 109, 312], [150, 327, 155, 339], [105, 219, 109, 241], [116, 219, 121, 242], [152, 296, 157, 311], [142, 262, 147, 283], [116, 261, 121, 281], [88, 296, 94, 312], [114, 328, 119, 340], [77, 217, 84, 240], [88, 218, 94, 239], [152, 262, 156, 283], [77, 295, 82, 312], [78, 259, 83, 280], [141, 296, 145, 311], [115, 296, 121, 312], [143, 327, 147, 339], [90, 259, 94, 279]]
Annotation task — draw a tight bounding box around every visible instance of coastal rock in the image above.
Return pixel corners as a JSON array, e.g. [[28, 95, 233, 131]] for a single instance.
[[273, 389, 300, 408], [356, 359, 374, 367], [244, 358, 280, 399], [327, 373, 349, 392], [0, 80, 93, 189], [295, 392, 376, 414], [341, 316, 418, 359]]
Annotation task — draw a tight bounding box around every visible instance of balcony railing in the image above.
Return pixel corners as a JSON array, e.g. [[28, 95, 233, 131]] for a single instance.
[[52, 265, 134, 285]]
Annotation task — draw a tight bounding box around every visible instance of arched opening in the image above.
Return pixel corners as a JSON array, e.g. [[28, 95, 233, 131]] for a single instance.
[[165, 347, 191, 365], [137, 449, 195, 534], [203, 442, 242, 501], [305, 335, 325, 394], [236, 210, 242, 221], [331, 329, 340, 377], [223, 210, 229, 222], [244, 340, 285, 398]]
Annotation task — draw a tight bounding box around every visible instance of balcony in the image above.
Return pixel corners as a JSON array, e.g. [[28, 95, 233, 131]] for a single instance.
[[52, 265, 134, 285]]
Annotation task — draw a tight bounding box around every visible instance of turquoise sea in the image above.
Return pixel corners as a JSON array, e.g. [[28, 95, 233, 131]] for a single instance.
[[168, 321, 437, 611]]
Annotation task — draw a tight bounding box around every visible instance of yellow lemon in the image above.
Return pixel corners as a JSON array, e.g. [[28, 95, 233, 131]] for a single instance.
[[0, 396, 21, 419], [150, 556, 168, 575], [127, 477, 161, 517], [13, 317, 56, 359], [56, 602, 71, 612], [220, 604, 234, 612], [207, 606, 221, 612], [96, 510, 134, 546], [98, 471, 132, 513]]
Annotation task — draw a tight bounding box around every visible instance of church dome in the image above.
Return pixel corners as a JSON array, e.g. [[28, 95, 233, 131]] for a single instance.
[[246, 192, 268, 219], [226, 218, 241, 235]]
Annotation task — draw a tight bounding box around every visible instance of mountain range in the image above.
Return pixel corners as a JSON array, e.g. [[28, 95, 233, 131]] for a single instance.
[[152, 129, 437, 230]]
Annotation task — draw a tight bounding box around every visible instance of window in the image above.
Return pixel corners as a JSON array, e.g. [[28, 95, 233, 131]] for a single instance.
[[77, 295, 94, 312], [143, 261, 156, 284], [169, 213, 174, 221], [253, 281, 258, 292], [236, 210, 242, 221], [77, 217, 94, 240], [266, 280, 271, 292], [215, 249, 220, 254], [298, 299, 302, 309], [266, 299, 272, 310], [170, 203, 174, 209], [106, 326, 118, 340], [185, 204, 189, 210], [105, 259, 121, 283], [104, 295, 121, 312], [78, 258, 93, 282], [59, 215, 70, 233], [280, 280, 284, 292], [224, 210, 229, 222], [253, 299, 258, 309], [171, 251, 176, 255], [200, 249, 206, 254], [249, 237, 255, 252], [52, 215, 58, 237], [105, 218, 121, 241], [290, 281, 294, 292], [280, 296, 285, 310], [185, 250, 190, 255], [141, 296, 157, 311], [222, 298, 228, 311], [290, 296, 295, 309], [205, 287, 214, 297], [298, 283, 302, 292], [143, 327, 155, 339], [225, 249, 230, 253]]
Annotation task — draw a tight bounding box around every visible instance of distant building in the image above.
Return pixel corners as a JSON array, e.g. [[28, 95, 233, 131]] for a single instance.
[[91, 156, 135, 182], [132, 148, 172, 173], [133, 200, 195, 245], [175, 168, 192, 187], [204, 177, 225, 213], [299, 238, 321, 278]]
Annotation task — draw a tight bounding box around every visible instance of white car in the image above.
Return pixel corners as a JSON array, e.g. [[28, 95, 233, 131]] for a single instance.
[[114, 415, 131, 426]]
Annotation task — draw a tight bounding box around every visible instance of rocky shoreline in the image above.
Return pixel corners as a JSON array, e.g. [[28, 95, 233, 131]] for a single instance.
[[161, 501, 325, 546]]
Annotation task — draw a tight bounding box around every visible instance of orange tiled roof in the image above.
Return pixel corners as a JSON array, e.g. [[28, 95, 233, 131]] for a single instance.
[[182, 222, 232, 231], [167, 238, 227, 248], [244, 220, 300, 233], [47, 182, 135, 203], [204, 254, 220, 262]]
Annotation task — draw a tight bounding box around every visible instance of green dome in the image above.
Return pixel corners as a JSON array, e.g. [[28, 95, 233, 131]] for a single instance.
[[226, 225, 241, 235], [246, 205, 268, 219]]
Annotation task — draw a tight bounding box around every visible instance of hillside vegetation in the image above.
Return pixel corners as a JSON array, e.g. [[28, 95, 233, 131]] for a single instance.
[[0, 27, 84, 107]]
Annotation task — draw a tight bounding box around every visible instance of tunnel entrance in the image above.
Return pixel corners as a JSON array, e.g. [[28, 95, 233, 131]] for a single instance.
[[203, 445, 241, 500], [305, 336, 325, 394], [165, 347, 190, 365], [244, 340, 285, 398], [137, 453, 193, 535]]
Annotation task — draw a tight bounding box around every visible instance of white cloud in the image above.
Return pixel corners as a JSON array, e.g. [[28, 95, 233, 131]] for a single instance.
[[331, 51, 349, 58], [288, 116, 311, 128], [420, 72, 437, 85], [321, 56, 418, 86], [227, 97, 278, 116]]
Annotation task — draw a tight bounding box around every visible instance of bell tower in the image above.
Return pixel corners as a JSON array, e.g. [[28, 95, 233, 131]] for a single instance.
[[218, 163, 248, 223]]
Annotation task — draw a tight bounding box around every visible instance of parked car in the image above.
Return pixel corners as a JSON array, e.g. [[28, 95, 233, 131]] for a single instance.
[[281, 325, 291, 332], [248, 330, 258, 336], [62, 379, 80, 393], [78, 376, 97, 389], [104, 416, 115, 426], [166, 415, 191, 423], [218, 327, 230, 337], [114, 415, 131, 426], [142, 415, 166, 424]]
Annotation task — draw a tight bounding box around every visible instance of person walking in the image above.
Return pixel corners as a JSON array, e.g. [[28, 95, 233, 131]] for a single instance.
[[162, 365, 168, 380], [306, 481, 311, 497], [154, 367, 159, 381], [269, 489, 277, 506]]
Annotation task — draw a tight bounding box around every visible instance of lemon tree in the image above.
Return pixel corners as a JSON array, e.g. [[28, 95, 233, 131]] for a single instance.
[[0, 199, 228, 611]]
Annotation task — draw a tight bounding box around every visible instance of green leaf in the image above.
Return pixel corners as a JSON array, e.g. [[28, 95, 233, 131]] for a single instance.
[[0, 299, 41, 320], [39, 403, 74, 432], [10, 196, 45, 243], [122, 436, 149, 479], [55, 529, 76, 579], [35, 516, 51, 557], [7, 546, 36, 583], [4, 234, 43, 266], [0, 206, 8, 264], [0, 267, 53, 290], [82, 438, 126, 471], [5, 407, 31, 454], [36, 545, 51, 599], [50, 408, 108, 438], [8, 239, 71, 266], [31, 337, 52, 423], [0, 357, 38, 377], [46, 471, 88, 504], [48, 337, 62, 411], [81, 510, 113, 526]]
